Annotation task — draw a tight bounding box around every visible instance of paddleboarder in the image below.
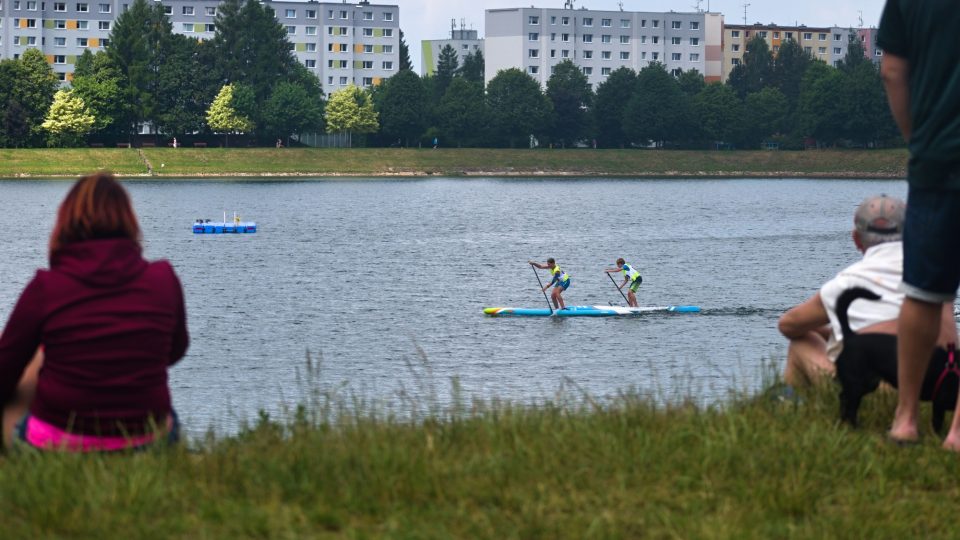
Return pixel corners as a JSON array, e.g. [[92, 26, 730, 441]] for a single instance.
[[605, 258, 642, 307], [529, 258, 570, 310]]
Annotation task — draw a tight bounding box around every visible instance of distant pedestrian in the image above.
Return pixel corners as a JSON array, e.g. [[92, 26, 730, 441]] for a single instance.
[[172, 137, 178, 149], [276, 139, 283, 148], [433, 137, 438, 149]]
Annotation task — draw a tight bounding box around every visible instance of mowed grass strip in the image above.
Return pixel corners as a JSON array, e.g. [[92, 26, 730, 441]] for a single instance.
[[141, 148, 910, 177], [0, 149, 147, 177], [2, 382, 959, 539]]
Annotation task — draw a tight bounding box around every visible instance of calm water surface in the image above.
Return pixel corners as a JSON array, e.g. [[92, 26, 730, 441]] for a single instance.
[[0, 178, 907, 433]]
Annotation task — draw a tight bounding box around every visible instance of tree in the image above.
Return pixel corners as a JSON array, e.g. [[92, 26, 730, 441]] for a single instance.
[[325, 85, 379, 141], [433, 44, 459, 100], [797, 62, 846, 146], [14, 49, 60, 146], [377, 70, 427, 146], [838, 34, 869, 74], [743, 87, 789, 145], [262, 81, 324, 145], [623, 62, 692, 147], [728, 35, 774, 98], [677, 69, 706, 96], [71, 50, 126, 135], [398, 30, 413, 72], [458, 50, 484, 84], [693, 83, 743, 146], [436, 78, 487, 147], [546, 59, 592, 147], [42, 89, 96, 147], [841, 62, 892, 145], [771, 38, 812, 112], [206, 84, 255, 147], [2, 99, 30, 148], [592, 67, 636, 148], [486, 68, 553, 148], [155, 36, 222, 138]]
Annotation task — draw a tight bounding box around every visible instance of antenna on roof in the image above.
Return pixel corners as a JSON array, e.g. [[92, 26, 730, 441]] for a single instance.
[[451, 18, 455, 39], [693, 0, 702, 12], [742, 2, 750, 26], [858, 10, 863, 28], [618, 1, 623, 10], [563, 0, 574, 10]]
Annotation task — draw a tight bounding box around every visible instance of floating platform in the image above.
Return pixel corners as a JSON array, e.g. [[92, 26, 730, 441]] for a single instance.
[[192, 221, 257, 234], [483, 305, 701, 317]]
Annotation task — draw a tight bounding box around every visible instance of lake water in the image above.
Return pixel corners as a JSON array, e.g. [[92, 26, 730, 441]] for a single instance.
[[0, 177, 909, 434]]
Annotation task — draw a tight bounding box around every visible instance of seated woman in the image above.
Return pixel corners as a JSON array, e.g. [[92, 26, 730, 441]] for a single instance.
[[1, 173, 189, 451]]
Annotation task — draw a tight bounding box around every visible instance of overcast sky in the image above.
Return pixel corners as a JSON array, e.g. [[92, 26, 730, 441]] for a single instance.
[[400, 0, 885, 72]]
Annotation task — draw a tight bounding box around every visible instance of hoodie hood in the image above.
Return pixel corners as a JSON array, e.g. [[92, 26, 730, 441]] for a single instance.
[[51, 238, 149, 287]]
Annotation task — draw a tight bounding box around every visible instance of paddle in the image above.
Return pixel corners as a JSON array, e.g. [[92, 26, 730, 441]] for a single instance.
[[530, 263, 553, 314], [608, 272, 629, 305]]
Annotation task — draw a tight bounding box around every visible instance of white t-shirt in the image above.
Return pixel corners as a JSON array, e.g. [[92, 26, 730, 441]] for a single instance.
[[819, 241, 904, 363]]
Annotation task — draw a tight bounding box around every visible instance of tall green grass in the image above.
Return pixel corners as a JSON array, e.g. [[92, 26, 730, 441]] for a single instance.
[[2, 355, 956, 539]]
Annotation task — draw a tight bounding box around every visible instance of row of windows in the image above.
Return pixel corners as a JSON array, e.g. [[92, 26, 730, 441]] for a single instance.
[[528, 15, 700, 30], [11, 17, 109, 28], [321, 59, 392, 70], [528, 48, 695, 63], [325, 26, 393, 37], [322, 43, 393, 53], [528, 32, 701, 46], [325, 9, 393, 21], [730, 29, 846, 41], [12, 1, 109, 12], [326, 76, 380, 88], [10, 34, 108, 46]]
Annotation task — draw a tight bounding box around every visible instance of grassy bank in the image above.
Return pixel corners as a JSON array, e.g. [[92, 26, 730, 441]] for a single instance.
[[2, 377, 958, 539], [0, 148, 909, 178]]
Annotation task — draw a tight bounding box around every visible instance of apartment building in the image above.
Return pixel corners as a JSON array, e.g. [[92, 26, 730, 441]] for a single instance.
[[722, 23, 877, 82], [421, 27, 482, 77], [484, 7, 723, 89], [0, 0, 399, 96]]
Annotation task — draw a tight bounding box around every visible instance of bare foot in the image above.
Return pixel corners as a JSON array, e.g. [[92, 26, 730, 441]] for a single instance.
[[943, 434, 960, 452]]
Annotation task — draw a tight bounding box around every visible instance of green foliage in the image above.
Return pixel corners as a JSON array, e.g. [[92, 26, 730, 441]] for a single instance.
[[325, 85, 379, 135], [798, 62, 847, 145], [729, 35, 774, 98], [71, 51, 125, 134], [677, 68, 706, 96], [41, 89, 96, 147], [5, 49, 61, 146], [623, 62, 691, 147], [399, 30, 413, 72], [744, 87, 789, 146], [545, 59, 593, 147], [155, 35, 222, 137], [458, 50, 484, 84], [436, 78, 487, 147], [593, 67, 636, 148], [262, 81, 324, 140], [486, 68, 553, 148], [206, 84, 255, 146], [377, 70, 427, 146], [693, 83, 743, 145], [771, 39, 812, 112], [433, 44, 460, 101]]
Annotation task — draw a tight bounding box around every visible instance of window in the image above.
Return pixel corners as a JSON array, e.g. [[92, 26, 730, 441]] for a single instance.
[[285, 9, 295, 18], [528, 32, 538, 41], [75, 2, 86, 11], [362, 27, 372, 36], [549, 49, 555, 58], [528, 48, 539, 58], [101, 38, 109, 46], [305, 26, 316, 35], [361, 60, 372, 68], [550, 16, 556, 25], [833, 47, 842, 54], [305, 43, 316, 52], [582, 50, 592, 59], [76, 37, 87, 46], [601, 50, 611, 59], [803, 32, 812, 40], [327, 10, 334, 19], [561, 16, 569, 25], [285, 26, 295, 35], [602, 18, 611, 27], [362, 77, 373, 86], [641, 19, 646, 27], [362, 11, 372, 20], [339, 76, 348, 85], [181, 22, 193, 31], [651, 52, 659, 59], [162, 5, 169, 14], [652, 20, 660, 28], [601, 67, 611, 75], [620, 35, 630, 44], [96, 2, 109, 12], [876, 49, 883, 56], [804, 46, 812, 54], [834, 33, 842, 40], [57, 72, 66, 81], [383, 28, 392, 37], [338, 60, 347, 68], [641, 51, 647, 59], [602, 34, 611, 43], [382, 61, 393, 70], [13, 0, 20, 9], [732, 44, 739, 52], [786, 32, 793, 39], [528, 15, 538, 25], [550, 33, 555, 41], [583, 17, 592, 26], [25, 18, 36, 27], [383, 12, 392, 21], [731, 30, 740, 38], [620, 51, 630, 60], [339, 10, 347, 19], [528, 66, 539, 74], [98, 20, 109, 30], [26, 0, 35, 9], [671, 20, 681, 29], [182, 6, 193, 15], [640, 35, 646, 43], [671, 37, 680, 45], [690, 37, 699, 46], [304, 9, 315, 18], [339, 43, 347, 52], [327, 76, 333, 84], [561, 49, 569, 58], [54, 36, 65, 46], [77, 20, 87, 29], [689, 53, 699, 61], [54, 19, 65, 28], [206, 7, 216, 16], [671, 68, 682, 77], [651, 36, 658, 44], [731, 58, 740, 65], [818, 33, 827, 40], [582, 66, 592, 75], [621, 19, 630, 28], [818, 46, 826, 54], [204, 24, 214, 32], [759, 31, 767, 38], [363, 44, 372, 53], [383, 45, 393, 53], [53, 1, 64, 10], [305, 59, 316, 68], [773, 32, 780, 39], [561, 33, 569, 42], [582, 34, 592, 43], [690, 21, 699, 30]]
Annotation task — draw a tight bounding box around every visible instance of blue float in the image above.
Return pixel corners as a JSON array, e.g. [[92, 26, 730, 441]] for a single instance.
[[193, 213, 257, 234]]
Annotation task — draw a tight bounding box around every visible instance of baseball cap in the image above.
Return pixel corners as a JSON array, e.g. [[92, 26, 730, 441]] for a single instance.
[[854, 194, 906, 235]]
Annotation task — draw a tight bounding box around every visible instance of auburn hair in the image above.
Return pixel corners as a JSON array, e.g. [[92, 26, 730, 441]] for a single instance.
[[49, 172, 141, 258]]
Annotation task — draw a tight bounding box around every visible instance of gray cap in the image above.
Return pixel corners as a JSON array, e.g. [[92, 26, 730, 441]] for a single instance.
[[854, 194, 906, 235]]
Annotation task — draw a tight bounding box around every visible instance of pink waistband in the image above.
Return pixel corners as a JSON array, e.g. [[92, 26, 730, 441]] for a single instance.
[[26, 415, 160, 452]]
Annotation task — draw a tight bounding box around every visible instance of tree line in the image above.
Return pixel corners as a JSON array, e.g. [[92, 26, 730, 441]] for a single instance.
[[0, 9, 897, 150]]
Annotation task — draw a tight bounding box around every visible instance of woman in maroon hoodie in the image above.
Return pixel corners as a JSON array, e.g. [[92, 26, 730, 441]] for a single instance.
[[1, 173, 188, 451]]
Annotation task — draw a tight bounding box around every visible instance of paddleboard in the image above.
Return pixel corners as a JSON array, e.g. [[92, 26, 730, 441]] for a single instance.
[[483, 305, 701, 317]]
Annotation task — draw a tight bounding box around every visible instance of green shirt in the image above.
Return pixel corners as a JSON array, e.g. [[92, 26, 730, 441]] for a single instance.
[[878, 0, 960, 188]]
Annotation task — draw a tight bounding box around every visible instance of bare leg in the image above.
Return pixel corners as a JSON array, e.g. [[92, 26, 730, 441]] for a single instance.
[[890, 297, 942, 443], [2, 348, 44, 449], [553, 288, 566, 309], [627, 290, 638, 307], [784, 331, 833, 387]]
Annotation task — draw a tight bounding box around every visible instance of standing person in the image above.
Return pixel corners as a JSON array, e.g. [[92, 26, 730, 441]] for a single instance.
[[605, 258, 642, 307], [529, 258, 570, 310], [0, 173, 189, 452], [879, 1, 960, 448]]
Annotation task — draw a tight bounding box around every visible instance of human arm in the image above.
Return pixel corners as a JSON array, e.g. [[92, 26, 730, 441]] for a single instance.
[[778, 292, 831, 340], [168, 270, 189, 366], [0, 277, 44, 406], [529, 261, 547, 269], [881, 53, 911, 142]]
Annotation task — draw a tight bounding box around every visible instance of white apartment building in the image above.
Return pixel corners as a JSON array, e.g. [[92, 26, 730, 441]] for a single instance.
[[484, 6, 723, 88], [421, 27, 483, 76]]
